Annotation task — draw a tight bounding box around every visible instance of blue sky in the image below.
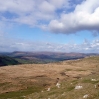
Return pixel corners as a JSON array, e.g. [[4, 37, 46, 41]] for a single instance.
[[0, 0, 99, 53]]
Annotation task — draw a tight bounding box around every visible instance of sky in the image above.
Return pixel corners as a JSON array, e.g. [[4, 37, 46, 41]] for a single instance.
[[0, 0, 99, 53]]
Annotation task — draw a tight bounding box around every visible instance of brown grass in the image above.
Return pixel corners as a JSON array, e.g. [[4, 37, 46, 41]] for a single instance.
[[0, 56, 99, 99]]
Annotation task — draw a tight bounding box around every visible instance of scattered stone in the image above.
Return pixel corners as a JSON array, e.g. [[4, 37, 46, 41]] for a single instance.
[[83, 94, 89, 98], [47, 88, 50, 91], [21, 96, 26, 98], [75, 85, 83, 89], [56, 82, 61, 88], [95, 85, 97, 88], [41, 90, 44, 92], [91, 79, 97, 81]]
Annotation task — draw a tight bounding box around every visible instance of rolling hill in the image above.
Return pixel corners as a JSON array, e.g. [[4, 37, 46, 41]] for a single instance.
[[0, 56, 99, 99], [0, 56, 20, 66], [1, 51, 98, 64], [0, 51, 98, 66]]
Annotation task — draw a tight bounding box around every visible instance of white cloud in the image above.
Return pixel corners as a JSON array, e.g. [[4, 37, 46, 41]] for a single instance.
[[0, 0, 99, 53], [0, 0, 35, 14], [49, 0, 99, 34], [0, 0, 99, 34], [39, 1, 55, 13], [49, 0, 69, 9], [0, 0, 69, 27]]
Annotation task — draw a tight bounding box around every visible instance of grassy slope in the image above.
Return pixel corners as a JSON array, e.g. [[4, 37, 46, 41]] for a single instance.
[[0, 56, 99, 99], [0, 56, 20, 66], [24, 56, 99, 99]]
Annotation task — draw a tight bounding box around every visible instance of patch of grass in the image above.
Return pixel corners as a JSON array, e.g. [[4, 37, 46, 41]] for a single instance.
[[82, 79, 99, 84], [67, 86, 75, 91], [71, 80, 78, 84], [0, 85, 43, 99]]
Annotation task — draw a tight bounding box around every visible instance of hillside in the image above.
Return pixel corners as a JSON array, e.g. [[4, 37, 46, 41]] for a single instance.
[[0, 56, 99, 99], [0, 56, 20, 66]]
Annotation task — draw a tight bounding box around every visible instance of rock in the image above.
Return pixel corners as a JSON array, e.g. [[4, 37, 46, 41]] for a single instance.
[[95, 85, 97, 88], [91, 79, 97, 81], [56, 82, 61, 88], [47, 88, 50, 91], [83, 94, 89, 98], [75, 85, 83, 89]]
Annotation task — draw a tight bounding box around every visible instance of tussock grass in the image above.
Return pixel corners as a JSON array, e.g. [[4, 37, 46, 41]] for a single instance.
[[1, 56, 99, 99], [82, 79, 99, 84], [0, 85, 43, 99]]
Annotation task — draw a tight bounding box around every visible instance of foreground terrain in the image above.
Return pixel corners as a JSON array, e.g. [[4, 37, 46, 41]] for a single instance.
[[0, 56, 99, 99]]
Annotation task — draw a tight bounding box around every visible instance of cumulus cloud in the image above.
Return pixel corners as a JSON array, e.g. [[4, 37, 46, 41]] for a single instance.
[[0, 0, 69, 27], [0, 0, 99, 34], [0, 0, 35, 14], [49, 0, 99, 34], [0, 0, 99, 53]]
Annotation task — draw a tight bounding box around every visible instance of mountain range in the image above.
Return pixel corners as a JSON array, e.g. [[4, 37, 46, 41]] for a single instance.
[[0, 51, 98, 66]]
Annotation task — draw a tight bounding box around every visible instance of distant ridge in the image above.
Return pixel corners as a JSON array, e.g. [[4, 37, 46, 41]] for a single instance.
[[0, 51, 99, 65]]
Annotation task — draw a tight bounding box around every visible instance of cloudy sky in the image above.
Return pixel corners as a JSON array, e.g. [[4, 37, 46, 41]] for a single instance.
[[0, 0, 99, 53]]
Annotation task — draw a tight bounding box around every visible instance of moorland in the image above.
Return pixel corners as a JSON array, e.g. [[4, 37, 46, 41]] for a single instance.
[[0, 54, 99, 99]]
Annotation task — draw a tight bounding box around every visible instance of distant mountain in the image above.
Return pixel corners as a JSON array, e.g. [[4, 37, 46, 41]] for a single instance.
[[8, 51, 87, 60], [0, 51, 98, 65], [0, 55, 20, 66]]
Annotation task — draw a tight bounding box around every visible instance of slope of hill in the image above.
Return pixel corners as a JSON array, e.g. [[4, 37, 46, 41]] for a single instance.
[[0, 56, 20, 66], [0, 56, 99, 99]]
